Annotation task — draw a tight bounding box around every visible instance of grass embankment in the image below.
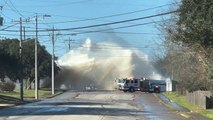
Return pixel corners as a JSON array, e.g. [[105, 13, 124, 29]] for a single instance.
[[164, 92, 213, 119]]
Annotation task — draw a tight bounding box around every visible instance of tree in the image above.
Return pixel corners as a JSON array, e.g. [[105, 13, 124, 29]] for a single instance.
[[156, 0, 213, 93], [177, 0, 213, 88], [0, 39, 20, 81], [177, 0, 213, 48], [0, 38, 60, 89], [22, 39, 60, 89], [176, 0, 213, 77]]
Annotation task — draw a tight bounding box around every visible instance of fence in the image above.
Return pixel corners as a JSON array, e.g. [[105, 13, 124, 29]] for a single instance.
[[186, 90, 213, 109]]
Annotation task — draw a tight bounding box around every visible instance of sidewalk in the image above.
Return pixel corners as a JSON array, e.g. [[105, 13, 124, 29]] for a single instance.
[[180, 112, 211, 120]]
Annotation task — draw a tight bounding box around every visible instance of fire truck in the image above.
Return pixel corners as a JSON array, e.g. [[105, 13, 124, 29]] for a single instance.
[[114, 78, 126, 90], [142, 79, 166, 93], [120, 77, 166, 93], [122, 77, 143, 92]]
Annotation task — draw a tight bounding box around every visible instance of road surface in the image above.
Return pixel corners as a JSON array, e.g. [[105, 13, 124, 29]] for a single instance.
[[0, 91, 185, 120]]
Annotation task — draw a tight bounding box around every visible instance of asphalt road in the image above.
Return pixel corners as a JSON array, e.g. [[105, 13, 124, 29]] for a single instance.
[[0, 90, 185, 120]]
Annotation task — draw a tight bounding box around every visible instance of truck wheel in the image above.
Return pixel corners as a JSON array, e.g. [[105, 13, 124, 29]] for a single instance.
[[129, 87, 135, 92], [154, 88, 160, 93], [157, 89, 160, 93], [123, 90, 127, 92]]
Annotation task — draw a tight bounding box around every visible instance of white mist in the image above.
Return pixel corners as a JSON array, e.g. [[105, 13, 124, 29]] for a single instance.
[[56, 38, 161, 90]]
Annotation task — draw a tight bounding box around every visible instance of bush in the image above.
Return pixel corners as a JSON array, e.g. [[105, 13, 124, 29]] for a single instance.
[[0, 81, 16, 92]]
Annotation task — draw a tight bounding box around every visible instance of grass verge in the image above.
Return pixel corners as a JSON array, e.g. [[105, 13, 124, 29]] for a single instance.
[[0, 89, 51, 99], [163, 92, 213, 119], [0, 89, 63, 103]]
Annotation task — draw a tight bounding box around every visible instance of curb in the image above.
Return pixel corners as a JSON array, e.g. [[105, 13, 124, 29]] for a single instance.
[[0, 100, 39, 109], [45, 90, 65, 99], [180, 113, 190, 119], [153, 93, 178, 111], [153, 93, 192, 119], [154, 93, 190, 111], [154, 93, 211, 120]]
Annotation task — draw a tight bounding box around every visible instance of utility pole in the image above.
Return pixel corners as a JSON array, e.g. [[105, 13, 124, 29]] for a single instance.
[[23, 27, 25, 41], [51, 26, 55, 95], [19, 17, 23, 101], [0, 6, 3, 26], [68, 37, 71, 50], [68, 35, 75, 50], [34, 14, 51, 99], [35, 15, 38, 100]]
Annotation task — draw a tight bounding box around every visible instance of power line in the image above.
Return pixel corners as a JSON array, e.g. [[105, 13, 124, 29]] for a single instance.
[[46, 19, 170, 36], [3, 0, 25, 17], [41, 3, 177, 24], [0, 12, 175, 38], [0, 31, 163, 37], [0, 10, 175, 33], [75, 20, 164, 35], [3, 7, 86, 22], [50, 10, 177, 32], [0, 23, 19, 30], [0, 19, 169, 36], [4, 10, 175, 33], [3, 3, 176, 25], [1, 12, 14, 20], [16, 0, 94, 8]]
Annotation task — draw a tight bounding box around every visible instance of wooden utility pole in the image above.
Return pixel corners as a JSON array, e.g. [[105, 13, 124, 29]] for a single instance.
[[35, 15, 38, 100], [34, 14, 51, 99], [68, 37, 71, 50], [0, 6, 3, 26], [51, 26, 55, 95], [68, 37, 75, 50], [19, 17, 23, 101], [23, 27, 25, 41]]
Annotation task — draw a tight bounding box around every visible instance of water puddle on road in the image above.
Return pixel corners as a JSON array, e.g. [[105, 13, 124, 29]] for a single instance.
[[32, 107, 69, 114], [130, 111, 164, 120], [42, 108, 69, 112]]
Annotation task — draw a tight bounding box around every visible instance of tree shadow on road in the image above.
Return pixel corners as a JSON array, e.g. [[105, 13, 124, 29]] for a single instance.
[[0, 101, 148, 117]]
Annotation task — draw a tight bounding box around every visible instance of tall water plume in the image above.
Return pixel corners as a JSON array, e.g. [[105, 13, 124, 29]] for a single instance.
[[56, 37, 161, 90]]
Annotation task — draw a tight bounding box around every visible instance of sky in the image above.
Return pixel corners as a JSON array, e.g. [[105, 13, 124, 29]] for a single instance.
[[0, 0, 178, 59]]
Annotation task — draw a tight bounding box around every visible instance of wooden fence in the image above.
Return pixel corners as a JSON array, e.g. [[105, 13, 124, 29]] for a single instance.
[[186, 90, 213, 109]]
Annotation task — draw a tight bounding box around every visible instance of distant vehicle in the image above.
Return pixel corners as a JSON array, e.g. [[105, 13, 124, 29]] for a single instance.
[[85, 84, 97, 91]]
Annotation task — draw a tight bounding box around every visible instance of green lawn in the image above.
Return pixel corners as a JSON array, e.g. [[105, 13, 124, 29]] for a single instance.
[[0, 89, 55, 101], [163, 92, 213, 119]]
